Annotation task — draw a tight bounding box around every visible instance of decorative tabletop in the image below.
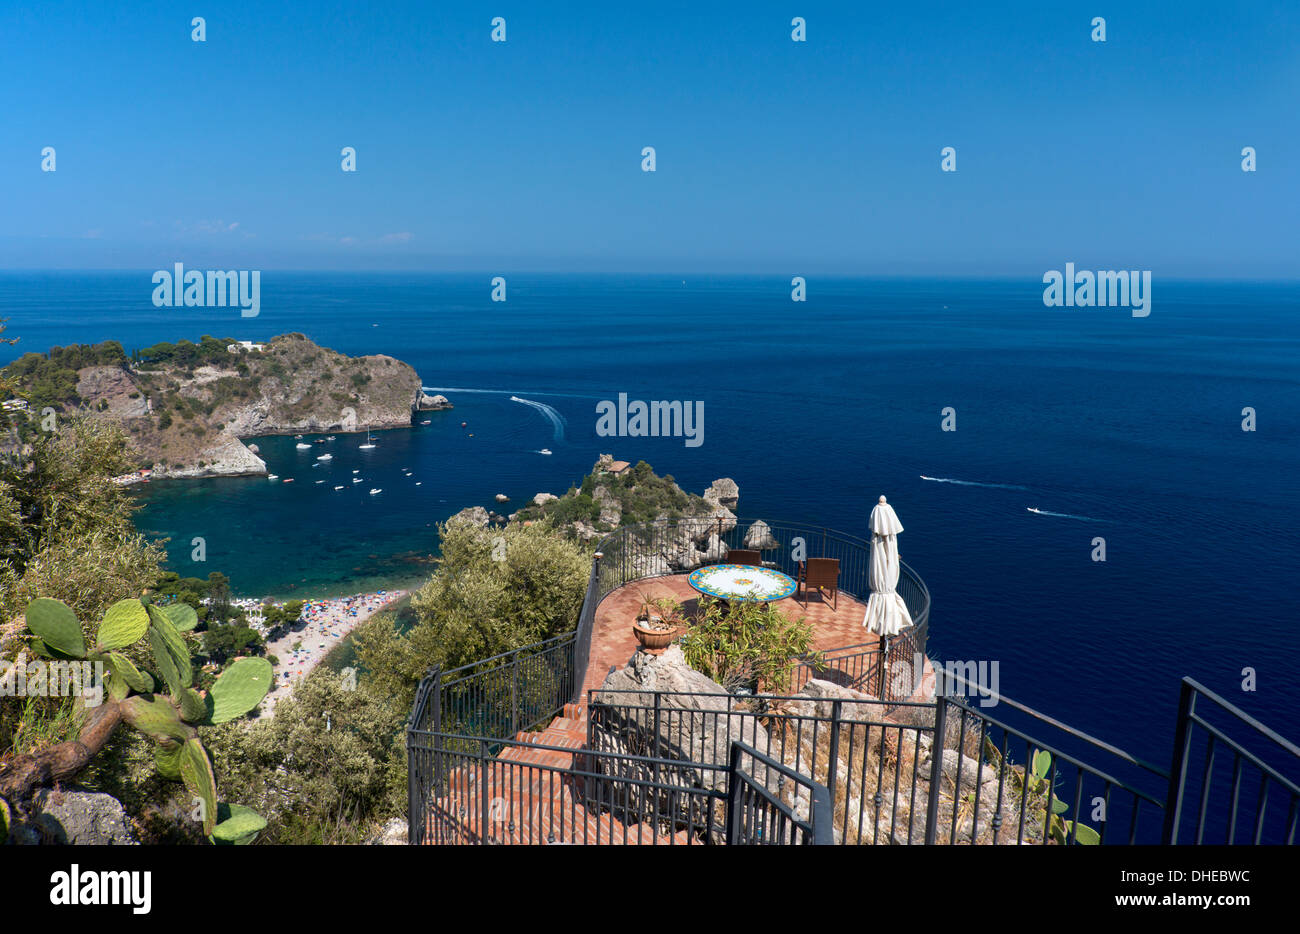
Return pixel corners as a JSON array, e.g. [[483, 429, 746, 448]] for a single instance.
[[687, 563, 797, 603]]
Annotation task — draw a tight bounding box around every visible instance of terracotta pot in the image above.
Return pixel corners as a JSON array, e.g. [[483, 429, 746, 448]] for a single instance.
[[632, 619, 678, 655]]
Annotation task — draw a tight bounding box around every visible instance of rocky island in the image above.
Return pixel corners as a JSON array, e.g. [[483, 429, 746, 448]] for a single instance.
[[1, 334, 450, 479]]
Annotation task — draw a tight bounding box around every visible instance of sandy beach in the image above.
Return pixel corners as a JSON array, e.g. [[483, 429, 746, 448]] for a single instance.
[[257, 589, 406, 714]]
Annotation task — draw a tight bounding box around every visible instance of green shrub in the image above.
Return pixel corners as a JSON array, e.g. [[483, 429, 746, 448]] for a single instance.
[[680, 597, 821, 693]]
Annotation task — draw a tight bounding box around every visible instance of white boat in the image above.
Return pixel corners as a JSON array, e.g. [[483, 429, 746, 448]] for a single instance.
[[315, 480, 325, 484], [420, 420, 431, 425], [539, 448, 552, 456], [327, 435, 336, 440], [268, 474, 279, 480], [1027, 507, 1042, 514], [369, 488, 382, 495], [296, 443, 312, 450], [415, 482, 422, 486], [294, 434, 303, 440], [334, 485, 344, 491], [352, 478, 363, 483], [352, 469, 359, 473], [359, 430, 376, 450], [316, 453, 333, 461]]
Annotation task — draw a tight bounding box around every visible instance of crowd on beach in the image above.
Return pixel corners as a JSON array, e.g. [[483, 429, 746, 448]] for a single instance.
[[257, 589, 406, 713]]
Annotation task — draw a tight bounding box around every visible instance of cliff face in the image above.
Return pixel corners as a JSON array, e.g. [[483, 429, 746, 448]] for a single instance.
[[58, 334, 431, 478]]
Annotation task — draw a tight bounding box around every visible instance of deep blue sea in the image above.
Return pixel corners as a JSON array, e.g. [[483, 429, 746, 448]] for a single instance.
[[1, 272, 1296, 777]]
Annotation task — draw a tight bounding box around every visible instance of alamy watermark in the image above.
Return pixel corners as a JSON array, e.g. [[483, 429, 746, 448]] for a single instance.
[[151, 263, 260, 317], [595, 392, 703, 448], [1, 656, 105, 708], [1042, 263, 1151, 318]]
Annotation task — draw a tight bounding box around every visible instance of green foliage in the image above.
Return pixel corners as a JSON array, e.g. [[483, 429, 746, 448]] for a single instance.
[[679, 597, 821, 693], [202, 670, 406, 844], [1018, 749, 1101, 845], [98, 598, 151, 650], [26, 597, 86, 658], [206, 657, 273, 724], [212, 803, 266, 845], [15, 596, 271, 843], [0, 417, 164, 623], [354, 519, 588, 708], [1, 341, 126, 410]]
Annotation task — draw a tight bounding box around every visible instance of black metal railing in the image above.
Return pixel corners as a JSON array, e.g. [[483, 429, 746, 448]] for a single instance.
[[727, 742, 833, 844], [1164, 677, 1300, 845], [587, 687, 939, 845], [929, 668, 1171, 844]]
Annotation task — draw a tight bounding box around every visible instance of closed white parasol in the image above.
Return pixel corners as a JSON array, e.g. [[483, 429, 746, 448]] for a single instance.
[[862, 495, 913, 637]]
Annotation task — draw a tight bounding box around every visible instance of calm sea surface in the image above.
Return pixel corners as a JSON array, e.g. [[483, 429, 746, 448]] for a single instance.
[[1, 272, 1296, 763]]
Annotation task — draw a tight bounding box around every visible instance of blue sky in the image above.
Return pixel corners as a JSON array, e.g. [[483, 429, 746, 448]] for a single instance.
[[1, 1, 1297, 276]]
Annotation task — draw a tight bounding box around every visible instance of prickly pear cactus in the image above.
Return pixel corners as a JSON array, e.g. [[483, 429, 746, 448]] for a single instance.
[[207, 657, 274, 724], [19, 596, 272, 844]]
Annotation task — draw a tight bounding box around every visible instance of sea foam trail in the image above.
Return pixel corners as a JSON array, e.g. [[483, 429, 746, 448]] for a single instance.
[[419, 386, 569, 442], [1026, 508, 1107, 523], [919, 475, 1028, 491], [509, 395, 567, 442]]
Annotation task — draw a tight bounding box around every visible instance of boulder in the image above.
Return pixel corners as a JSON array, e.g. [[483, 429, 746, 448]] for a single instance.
[[532, 492, 558, 507], [447, 506, 490, 528], [743, 519, 779, 550], [494, 493, 509, 503], [704, 478, 739, 510], [590, 646, 772, 830], [370, 817, 408, 845], [9, 789, 137, 845]]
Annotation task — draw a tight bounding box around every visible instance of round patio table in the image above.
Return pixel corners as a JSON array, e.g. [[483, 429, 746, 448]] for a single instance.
[[687, 563, 797, 605]]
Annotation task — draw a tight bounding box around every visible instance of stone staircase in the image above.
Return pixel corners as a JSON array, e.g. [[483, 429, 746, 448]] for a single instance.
[[424, 701, 698, 845]]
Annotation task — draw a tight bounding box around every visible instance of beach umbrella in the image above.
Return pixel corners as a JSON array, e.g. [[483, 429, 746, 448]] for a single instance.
[[862, 496, 914, 695]]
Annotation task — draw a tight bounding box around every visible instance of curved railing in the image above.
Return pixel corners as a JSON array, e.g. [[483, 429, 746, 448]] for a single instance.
[[574, 517, 931, 702]]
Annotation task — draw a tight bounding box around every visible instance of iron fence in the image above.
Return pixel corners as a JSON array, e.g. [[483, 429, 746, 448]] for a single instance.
[[1164, 677, 1300, 845], [727, 742, 833, 844]]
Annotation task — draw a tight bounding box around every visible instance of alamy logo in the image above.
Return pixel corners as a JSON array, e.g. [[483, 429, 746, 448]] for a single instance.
[[50, 864, 152, 914], [1042, 263, 1151, 317], [151, 263, 260, 317], [1, 656, 105, 707], [595, 393, 703, 448]]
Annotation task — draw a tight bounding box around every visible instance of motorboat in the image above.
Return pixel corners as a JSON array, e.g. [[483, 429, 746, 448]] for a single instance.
[[316, 454, 333, 461], [296, 443, 312, 450], [369, 488, 382, 495]]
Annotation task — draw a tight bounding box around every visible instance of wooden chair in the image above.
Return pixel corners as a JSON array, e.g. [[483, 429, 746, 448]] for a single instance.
[[797, 558, 840, 610], [726, 549, 761, 566]]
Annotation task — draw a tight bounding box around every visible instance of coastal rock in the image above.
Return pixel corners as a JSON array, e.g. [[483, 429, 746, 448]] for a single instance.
[[9, 788, 138, 845], [593, 486, 622, 527], [743, 519, 779, 550], [704, 478, 739, 510], [247, 442, 260, 454], [419, 393, 452, 411], [447, 506, 490, 528], [495, 493, 509, 503], [532, 493, 559, 507], [772, 678, 879, 721], [371, 817, 408, 845]]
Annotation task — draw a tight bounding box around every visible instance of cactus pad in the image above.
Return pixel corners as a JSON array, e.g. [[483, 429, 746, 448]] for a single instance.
[[180, 739, 218, 836], [96, 599, 150, 651], [25, 598, 85, 658], [212, 803, 267, 845], [163, 602, 199, 632], [206, 657, 273, 723]]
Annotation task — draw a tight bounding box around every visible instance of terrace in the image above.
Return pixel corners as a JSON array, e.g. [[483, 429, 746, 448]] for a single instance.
[[407, 518, 1299, 846]]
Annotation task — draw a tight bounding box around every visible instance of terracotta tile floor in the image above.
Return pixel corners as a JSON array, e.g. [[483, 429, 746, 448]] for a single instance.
[[580, 574, 882, 701], [424, 574, 929, 844]]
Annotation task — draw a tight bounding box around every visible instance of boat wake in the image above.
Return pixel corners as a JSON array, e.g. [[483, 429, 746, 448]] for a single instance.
[[509, 395, 566, 442], [1026, 507, 1106, 522], [418, 386, 569, 442], [919, 475, 1027, 491]]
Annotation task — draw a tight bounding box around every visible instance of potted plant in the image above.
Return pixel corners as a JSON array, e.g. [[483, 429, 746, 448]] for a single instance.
[[632, 593, 682, 655]]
